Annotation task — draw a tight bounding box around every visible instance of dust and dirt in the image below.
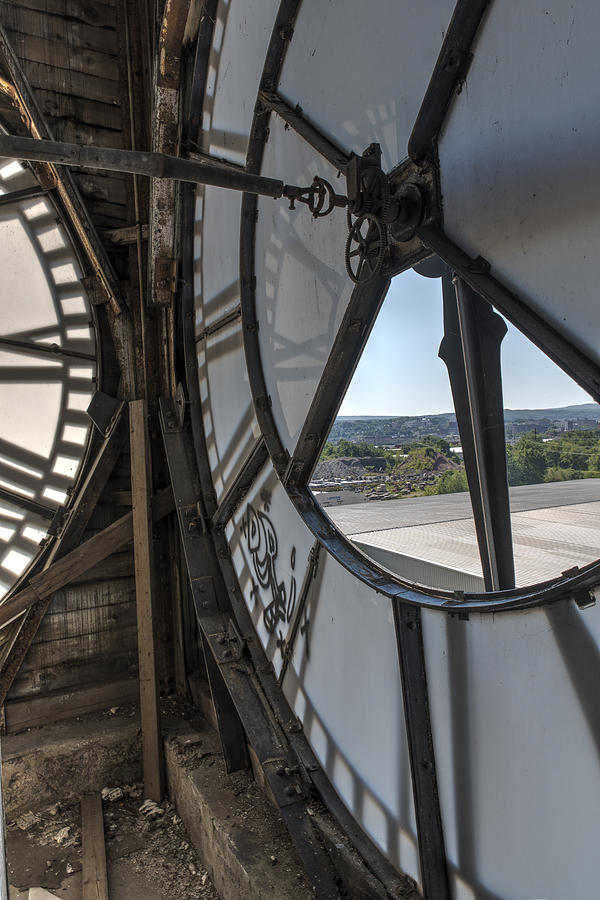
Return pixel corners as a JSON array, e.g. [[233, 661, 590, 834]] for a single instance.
[[6, 783, 219, 899]]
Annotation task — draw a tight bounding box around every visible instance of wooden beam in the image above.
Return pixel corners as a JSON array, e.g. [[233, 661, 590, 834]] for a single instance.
[[130, 399, 164, 801], [81, 792, 109, 900], [150, 0, 191, 305], [0, 486, 174, 631], [5, 677, 138, 733], [103, 223, 149, 245]]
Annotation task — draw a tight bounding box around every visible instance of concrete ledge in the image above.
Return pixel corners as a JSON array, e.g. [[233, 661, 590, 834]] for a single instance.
[[2, 712, 141, 816], [164, 719, 313, 900]]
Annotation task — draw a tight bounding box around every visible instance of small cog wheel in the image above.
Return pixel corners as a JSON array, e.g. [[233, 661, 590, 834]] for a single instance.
[[345, 213, 387, 284]]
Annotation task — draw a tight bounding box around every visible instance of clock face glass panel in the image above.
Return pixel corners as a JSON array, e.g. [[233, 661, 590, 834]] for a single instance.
[[0, 159, 95, 597], [191, 4, 600, 897]]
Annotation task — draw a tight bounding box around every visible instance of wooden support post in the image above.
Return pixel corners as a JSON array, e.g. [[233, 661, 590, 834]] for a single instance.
[[81, 792, 109, 900], [130, 399, 164, 801]]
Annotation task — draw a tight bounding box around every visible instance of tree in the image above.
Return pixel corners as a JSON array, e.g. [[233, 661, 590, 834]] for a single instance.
[[511, 433, 547, 484], [427, 469, 469, 494]]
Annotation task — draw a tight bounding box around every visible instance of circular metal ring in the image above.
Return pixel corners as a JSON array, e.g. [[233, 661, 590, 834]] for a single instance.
[[307, 176, 336, 218]]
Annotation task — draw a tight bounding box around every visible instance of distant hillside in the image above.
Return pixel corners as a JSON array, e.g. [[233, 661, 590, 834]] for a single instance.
[[330, 403, 600, 446], [503, 403, 599, 422]]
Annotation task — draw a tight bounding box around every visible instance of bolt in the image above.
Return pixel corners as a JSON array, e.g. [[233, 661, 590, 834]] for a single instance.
[[222, 649, 232, 659]]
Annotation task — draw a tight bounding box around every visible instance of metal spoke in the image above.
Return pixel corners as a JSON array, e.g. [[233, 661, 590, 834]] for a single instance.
[[0, 486, 54, 521], [285, 273, 390, 487], [0, 185, 48, 207], [393, 600, 451, 900], [439, 273, 515, 591], [408, 0, 491, 162], [195, 306, 241, 344], [258, 90, 351, 172], [417, 225, 600, 402], [212, 439, 269, 531]]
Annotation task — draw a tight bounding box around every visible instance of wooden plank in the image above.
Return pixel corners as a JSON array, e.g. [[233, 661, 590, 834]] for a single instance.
[[34, 576, 134, 614], [5, 676, 138, 732], [27, 601, 137, 646], [0, 486, 174, 631], [34, 89, 123, 132], [0, 4, 118, 56], [130, 399, 164, 801], [17, 625, 137, 680], [9, 649, 136, 699], [7, 32, 119, 80], [81, 792, 109, 900], [23, 60, 122, 104], [4, 0, 117, 27], [101, 224, 148, 246], [75, 173, 128, 205], [51, 118, 124, 149], [66, 551, 134, 583]]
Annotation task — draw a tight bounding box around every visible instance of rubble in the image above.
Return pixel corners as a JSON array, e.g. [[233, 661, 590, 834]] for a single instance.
[[6, 783, 218, 899]]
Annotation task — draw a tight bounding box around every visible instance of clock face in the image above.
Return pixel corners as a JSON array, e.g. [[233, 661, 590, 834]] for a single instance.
[[190, 3, 600, 897], [0, 157, 95, 597]]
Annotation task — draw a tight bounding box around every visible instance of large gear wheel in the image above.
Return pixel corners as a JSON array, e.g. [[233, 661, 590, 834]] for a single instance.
[[344, 213, 387, 283]]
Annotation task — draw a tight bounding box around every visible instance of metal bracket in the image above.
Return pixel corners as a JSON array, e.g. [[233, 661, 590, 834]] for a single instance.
[[205, 618, 245, 664], [86, 392, 123, 437], [263, 757, 306, 809]]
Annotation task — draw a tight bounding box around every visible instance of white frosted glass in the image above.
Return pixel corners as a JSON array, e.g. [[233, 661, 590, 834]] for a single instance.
[[279, 0, 455, 171], [0, 213, 57, 335], [255, 118, 353, 454], [423, 601, 600, 900], [439, 0, 600, 367]]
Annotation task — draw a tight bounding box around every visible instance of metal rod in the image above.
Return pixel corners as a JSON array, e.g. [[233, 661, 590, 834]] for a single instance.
[[408, 0, 491, 162], [195, 306, 241, 344], [393, 601, 451, 900], [0, 184, 48, 207], [0, 486, 55, 521], [259, 89, 351, 172], [0, 134, 288, 199], [0, 336, 95, 362]]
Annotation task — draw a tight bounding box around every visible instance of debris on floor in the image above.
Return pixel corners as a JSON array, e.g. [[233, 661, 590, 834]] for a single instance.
[[6, 784, 219, 899]]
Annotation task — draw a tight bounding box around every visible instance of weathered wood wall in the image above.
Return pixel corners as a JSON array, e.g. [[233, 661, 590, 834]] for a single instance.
[[5, 451, 139, 720], [0, 0, 193, 730]]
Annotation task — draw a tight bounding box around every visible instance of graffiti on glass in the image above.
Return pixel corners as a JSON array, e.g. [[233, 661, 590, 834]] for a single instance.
[[241, 499, 297, 637]]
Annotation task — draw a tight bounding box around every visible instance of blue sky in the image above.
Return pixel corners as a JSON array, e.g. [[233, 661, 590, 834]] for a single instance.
[[338, 268, 594, 417]]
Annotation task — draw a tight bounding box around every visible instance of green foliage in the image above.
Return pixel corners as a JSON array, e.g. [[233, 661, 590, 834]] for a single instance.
[[418, 435, 451, 454], [509, 433, 547, 484], [544, 466, 576, 483], [321, 427, 600, 497], [425, 469, 469, 495], [321, 439, 378, 458]]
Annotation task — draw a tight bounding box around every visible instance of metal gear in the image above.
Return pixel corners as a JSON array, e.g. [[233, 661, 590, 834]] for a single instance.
[[345, 213, 387, 283]]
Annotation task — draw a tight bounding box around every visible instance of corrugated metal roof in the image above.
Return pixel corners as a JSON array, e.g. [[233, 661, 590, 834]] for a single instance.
[[327, 481, 600, 587]]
